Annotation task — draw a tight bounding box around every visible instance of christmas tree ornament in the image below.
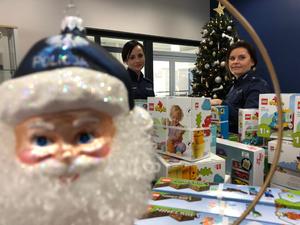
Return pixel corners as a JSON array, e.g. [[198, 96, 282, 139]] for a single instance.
[[220, 61, 226, 67], [212, 51, 216, 57], [204, 63, 210, 69], [209, 41, 214, 45], [0, 13, 156, 225], [213, 2, 225, 16], [213, 60, 220, 66], [213, 94, 218, 99], [215, 76, 222, 83], [227, 25, 232, 31]]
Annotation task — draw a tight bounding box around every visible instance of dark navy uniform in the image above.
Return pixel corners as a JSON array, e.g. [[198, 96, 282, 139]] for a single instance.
[[223, 70, 271, 133], [127, 68, 155, 99]]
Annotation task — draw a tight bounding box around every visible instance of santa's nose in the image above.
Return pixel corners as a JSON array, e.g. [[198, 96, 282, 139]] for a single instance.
[[55, 144, 79, 162]]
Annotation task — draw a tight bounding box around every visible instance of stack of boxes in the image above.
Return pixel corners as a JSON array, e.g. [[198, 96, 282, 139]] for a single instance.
[[258, 93, 300, 189], [148, 96, 225, 184]]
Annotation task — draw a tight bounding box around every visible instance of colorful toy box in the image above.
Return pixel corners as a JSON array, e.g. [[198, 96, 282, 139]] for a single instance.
[[210, 124, 217, 154], [148, 97, 168, 150], [292, 96, 300, 147], [155, 153, 225, 183], [268, 139, 300, 172], [216, 138, 265, 186], [258, 93, 300, 140], [211, 105, 229, 139], [148, 96, 212, 161], [271, 167, 300, 190], [238, 108, 261, 145], [147, 177, 300, 225]]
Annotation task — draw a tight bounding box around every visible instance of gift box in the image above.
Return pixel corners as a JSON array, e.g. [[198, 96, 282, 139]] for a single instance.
[[268, 139, 300, 172], [258, 93, 300, 140], [216, 138, 265, 186], [148, 96, 211, 161], [148, 97, 168, 150], [292, 96, 300, 147], [155, 153, 225, 183], [238, 108, 262, 145], [271, 167, 300, 190]]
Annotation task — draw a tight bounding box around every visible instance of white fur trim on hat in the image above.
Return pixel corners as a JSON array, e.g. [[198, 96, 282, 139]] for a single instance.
[[0, 67, 129, 125]]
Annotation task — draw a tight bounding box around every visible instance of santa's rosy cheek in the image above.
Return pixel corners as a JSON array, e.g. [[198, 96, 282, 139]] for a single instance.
[[17, 149, 50, 165]]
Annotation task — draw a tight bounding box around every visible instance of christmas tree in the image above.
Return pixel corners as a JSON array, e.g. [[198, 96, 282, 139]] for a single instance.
[[191, 2, 240, 99]]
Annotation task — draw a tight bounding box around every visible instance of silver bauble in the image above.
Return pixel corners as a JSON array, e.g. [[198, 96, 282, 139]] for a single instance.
[[212, 51, 216, 57], [209, 41, 213, 45], [227, 26, 232, 31], [215, 76, 222, 83], [213, 94, 217, 99], [204, 63, 210, 69], [220, 61, 226, 67]]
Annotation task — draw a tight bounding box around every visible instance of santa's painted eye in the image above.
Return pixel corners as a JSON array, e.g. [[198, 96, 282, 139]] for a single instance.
[[33, 136, 52, 147], [78, 132, 94, 144]]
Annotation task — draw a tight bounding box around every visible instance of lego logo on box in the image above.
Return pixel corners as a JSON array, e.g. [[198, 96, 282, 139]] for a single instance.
[[195, 102, 199, 109], [148, 103, 154, 111], [261, 98, 268, 105], [245, 114, 251, 120]]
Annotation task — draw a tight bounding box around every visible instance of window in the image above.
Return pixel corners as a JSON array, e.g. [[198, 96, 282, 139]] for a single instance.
[[85, 28, 199, 97]]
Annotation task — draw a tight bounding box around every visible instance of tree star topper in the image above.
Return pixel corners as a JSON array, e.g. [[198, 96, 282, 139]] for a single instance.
[[214, 2, 225, 16]]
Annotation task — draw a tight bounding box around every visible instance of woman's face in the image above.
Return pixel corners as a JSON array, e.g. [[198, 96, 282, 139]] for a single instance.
[[228, 47, 254, 78], [126, 45, 145, 74]]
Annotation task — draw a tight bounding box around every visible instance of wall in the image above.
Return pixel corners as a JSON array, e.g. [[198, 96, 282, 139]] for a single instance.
[[0, 0, 209, 62], [211, 0, 300, 93]]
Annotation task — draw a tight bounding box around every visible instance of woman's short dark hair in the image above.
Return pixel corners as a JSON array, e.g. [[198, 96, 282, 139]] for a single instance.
[[121, 40, 144, 62], [226, 40, 257, 68]]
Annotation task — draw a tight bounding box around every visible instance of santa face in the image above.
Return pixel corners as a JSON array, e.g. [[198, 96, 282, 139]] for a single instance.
[[0, 107, 156, 225], [14, 109, 115, 180]]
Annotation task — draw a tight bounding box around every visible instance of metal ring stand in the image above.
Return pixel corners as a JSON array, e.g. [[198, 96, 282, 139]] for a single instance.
[[217, 0, 283, 224]]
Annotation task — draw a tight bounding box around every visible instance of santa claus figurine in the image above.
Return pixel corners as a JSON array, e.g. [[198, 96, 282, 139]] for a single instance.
[[0, 16, 156, 225]]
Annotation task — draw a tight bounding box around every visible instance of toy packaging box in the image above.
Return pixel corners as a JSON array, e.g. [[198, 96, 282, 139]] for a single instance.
[[216, 138, 265, 186], [238, 108, 262, 145], [148, 97, 168, 150], [148, 96, 212, 161], [271, 167, 300, 190], [268, 139, 300, 173], [293, 95, 300, 147], [136, 205, 277, 225], [210, 124, 217, 154], [146, 177, 300, 225], [155, 153, 225, 183], [211, 105, 229, 139], [258, 93, 300, 140]]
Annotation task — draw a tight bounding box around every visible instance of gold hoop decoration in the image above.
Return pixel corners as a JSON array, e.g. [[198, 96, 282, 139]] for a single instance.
[[217, 0, 283, 224]]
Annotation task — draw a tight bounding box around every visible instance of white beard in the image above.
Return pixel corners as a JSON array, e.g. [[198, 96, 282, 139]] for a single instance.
[[0, 108, 157, 225]]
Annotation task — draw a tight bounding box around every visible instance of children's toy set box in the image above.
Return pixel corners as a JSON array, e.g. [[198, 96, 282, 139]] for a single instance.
[[211, 105, 229, 139], [238, 108, 261, 145], [258, 93, 300, 140], [293, 95, 300, 147], [216, 138, 265, 186], [156, 153, 225, 183], [135, 177, 300, 225], [268, 139, 300, 173], [148, 96, 211, 161]]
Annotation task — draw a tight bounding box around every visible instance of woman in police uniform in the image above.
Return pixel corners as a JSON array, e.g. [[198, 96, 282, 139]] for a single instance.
[[122, 40, 155, 99], [211, 41, 271, 133]]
